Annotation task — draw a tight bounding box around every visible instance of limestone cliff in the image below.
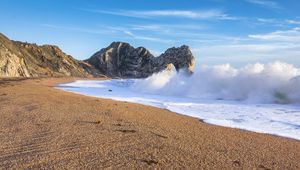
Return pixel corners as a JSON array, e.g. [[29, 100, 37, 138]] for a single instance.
[[0, 33, 196, 78], [86, 42, 195, 78], [0, 33, 90, 77]]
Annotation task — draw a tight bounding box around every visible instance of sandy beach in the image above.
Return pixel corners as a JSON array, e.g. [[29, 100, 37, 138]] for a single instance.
[[0, 77, 299, 169]]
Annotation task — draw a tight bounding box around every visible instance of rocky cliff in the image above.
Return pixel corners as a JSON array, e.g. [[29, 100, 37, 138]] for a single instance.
[[0, 33, 195, 78], [86, 42, 195, 78], [0, 33, 91, 77]]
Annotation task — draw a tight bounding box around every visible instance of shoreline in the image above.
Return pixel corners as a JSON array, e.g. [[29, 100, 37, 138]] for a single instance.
[[57, 79, 300, 142], [0, 77, 300, 169]]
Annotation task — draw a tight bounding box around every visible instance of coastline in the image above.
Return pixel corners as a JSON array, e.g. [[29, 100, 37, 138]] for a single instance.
[[0, 77, 299, 169], [58, 79, 300, 141]]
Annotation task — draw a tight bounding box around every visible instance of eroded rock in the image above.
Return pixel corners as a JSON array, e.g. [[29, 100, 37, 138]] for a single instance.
[[86, 42, 195, 78]]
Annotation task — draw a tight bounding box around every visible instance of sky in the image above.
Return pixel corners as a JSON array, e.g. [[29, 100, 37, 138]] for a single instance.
[[1, 0, 300, 67]]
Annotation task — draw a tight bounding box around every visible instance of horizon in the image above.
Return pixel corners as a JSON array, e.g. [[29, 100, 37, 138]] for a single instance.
[[1, 0, 300, 67]]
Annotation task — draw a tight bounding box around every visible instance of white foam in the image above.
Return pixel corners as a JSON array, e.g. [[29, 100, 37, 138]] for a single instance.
[[57, 62, 300, 141], [133, 62, 300, 104]]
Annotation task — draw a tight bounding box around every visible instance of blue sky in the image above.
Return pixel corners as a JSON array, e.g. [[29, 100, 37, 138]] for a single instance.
[[1, 0, 300, 67]]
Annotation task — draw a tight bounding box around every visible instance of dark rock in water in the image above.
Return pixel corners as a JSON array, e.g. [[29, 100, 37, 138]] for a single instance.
[[86, 42, 195, 78], [154, 45, 195, 74]]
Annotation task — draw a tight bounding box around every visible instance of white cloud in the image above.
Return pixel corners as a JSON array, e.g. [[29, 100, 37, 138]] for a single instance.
[[131, 36, 172, 43], [245, 0, 281, 9], [106, 26, 173, 43], [42, 24, 112, 35], [255, 18, 287, 27], [286, 20, 300, 25], [256, 18, 300, 27], [42, 24, 173, 43], [193, 43, 300, 66], [191, 28, 300, 66], [257, 18, 276, 23], [123, 30, 134, 36], [131, 24, 206, 31], [248, 27, 300, 41], [81, 9, 237, 20]]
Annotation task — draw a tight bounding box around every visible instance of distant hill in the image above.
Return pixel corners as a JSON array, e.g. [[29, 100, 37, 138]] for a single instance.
[[0, 33, 195, 78]]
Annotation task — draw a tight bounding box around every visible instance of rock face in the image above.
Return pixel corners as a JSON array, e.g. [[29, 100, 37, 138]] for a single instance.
[[0, 33, 91, 77], [86, 42, 195, 78], [151, 45, 195, 74], [0, 33, 196, 78]]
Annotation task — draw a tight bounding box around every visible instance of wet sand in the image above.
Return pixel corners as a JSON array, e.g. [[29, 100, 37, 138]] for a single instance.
[[0, 77, 299, 169]]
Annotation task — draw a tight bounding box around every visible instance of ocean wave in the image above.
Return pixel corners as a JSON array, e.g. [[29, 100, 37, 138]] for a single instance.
[[133, 61, 300, 104]]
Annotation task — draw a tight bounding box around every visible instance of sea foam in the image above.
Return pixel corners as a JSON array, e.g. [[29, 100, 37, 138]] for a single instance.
[[57, 62, 300, 140], [133, 61, 300, 104]]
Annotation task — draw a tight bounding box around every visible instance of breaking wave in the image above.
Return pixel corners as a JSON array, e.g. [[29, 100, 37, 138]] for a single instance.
[[133, 61, 300, 104]]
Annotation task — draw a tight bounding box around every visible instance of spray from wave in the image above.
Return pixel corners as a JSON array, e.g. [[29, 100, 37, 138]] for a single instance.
[[133, 61, 300, 104]]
